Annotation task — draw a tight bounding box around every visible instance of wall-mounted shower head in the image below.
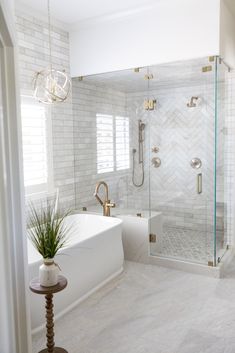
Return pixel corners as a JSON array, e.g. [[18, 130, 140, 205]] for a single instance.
[[187, 96, 199, 108]]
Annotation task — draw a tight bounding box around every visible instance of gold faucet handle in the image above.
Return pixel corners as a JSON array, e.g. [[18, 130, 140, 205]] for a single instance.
[[106, 202, 115, 208]]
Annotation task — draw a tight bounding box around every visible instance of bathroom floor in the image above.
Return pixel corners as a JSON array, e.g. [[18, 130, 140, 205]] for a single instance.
[[153, 226, 225, 264], [33, 260, 235, 353]]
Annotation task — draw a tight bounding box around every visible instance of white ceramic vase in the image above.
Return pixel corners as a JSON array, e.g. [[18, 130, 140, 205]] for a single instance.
[[39, 258, 60, 287]]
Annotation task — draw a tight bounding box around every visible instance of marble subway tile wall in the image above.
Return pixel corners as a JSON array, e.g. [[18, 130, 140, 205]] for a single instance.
[[126, 83, 223, 235], [72, 80, 130, 209], [15, 13, 75, 212]]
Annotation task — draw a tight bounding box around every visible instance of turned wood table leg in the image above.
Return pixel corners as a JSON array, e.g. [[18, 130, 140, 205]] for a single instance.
[[45, 293, 54, 353], [30, 276, 68, 353]]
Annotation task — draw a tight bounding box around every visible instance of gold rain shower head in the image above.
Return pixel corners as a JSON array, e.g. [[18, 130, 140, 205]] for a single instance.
[[187, 96, 199, 108]]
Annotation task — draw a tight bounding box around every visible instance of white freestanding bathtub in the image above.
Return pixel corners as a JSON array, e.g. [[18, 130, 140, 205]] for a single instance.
[[28, 214, 124, 333]]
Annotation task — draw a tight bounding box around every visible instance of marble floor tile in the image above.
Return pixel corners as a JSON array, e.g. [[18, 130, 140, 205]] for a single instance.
[[32, 261, 235, 353]]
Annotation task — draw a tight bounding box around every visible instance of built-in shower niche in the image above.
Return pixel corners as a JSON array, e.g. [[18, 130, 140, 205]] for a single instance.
[[72, 56, 231, 270]]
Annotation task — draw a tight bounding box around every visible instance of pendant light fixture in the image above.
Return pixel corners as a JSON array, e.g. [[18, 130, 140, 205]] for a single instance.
[[33, 0, 71, 104]]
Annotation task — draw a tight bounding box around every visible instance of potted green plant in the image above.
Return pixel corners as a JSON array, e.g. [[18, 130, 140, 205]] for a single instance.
[[28, 200, 70, 287]]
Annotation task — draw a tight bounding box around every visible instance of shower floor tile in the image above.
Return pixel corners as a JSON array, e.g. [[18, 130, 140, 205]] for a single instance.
[[151, 226, 225, 264], [32, 261, 235, 353]]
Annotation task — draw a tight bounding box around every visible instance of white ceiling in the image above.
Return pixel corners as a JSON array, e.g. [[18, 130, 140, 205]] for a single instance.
[[16, 0, 158, 25]]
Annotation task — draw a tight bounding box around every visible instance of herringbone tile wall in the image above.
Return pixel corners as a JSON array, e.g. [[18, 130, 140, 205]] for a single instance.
[[127, 84, 215, 232]]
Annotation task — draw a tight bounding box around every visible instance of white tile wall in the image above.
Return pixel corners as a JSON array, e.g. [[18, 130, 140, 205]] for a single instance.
[[72, 80, 129, 209], [15, 13, 75, 213], [126, 84, 217, 234]]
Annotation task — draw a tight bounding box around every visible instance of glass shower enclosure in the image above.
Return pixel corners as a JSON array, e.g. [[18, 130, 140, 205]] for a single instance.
[[148, 57, 229, 266], [73, 56, 229, 267]]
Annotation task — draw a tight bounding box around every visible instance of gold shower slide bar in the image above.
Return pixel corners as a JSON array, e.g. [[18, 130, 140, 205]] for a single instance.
[[197, 173, 202, 194]]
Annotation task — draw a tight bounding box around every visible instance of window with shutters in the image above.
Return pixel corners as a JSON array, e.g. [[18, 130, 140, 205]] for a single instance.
[[96, 113, 130, 174], [21, 97, 54, 196]]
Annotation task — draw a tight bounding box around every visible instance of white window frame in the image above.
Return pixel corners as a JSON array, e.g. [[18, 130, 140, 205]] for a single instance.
[[96, 113, 130, 174], [21, 96, 54, 199]]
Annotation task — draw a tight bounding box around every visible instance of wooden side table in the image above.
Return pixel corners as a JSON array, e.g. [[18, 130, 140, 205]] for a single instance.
[[30, 275, 68, 353]]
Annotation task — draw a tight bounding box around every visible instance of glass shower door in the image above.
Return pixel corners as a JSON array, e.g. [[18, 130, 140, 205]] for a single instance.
[[148, 58, 217, 265], [214, 57, 230, 264]]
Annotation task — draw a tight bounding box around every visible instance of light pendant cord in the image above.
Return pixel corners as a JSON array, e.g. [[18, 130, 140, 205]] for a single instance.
[[48, 0, 52, 70]]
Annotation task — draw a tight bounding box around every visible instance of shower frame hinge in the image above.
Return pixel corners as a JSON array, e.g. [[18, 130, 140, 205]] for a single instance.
[[208, 261, 214, 267], [144, 99, 157, 110], [144, 74, 154, 80], [149, 233, 157, 243], [208, 56, 215, 62], [202, 65, 213, 73]]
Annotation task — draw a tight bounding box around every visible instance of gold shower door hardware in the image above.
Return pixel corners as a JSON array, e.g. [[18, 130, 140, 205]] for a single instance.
[[209, 56, 215, 62], [144, 74, 154, 80], [149, 234, 157, 243], [197, 173, 202, 194], [202, 65, 212, 73], [144, 99, 157, 110]]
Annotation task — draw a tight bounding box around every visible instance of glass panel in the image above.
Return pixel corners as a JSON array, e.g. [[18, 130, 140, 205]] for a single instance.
[[71, 57, 229, 268], [149, 58, 215, 265], [72, 67, 150, 215], [214, 57, 230, 264]]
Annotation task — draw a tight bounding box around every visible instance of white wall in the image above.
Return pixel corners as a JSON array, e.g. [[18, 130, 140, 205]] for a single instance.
[[15, 13, 76, 213], [220, 0, 235, 68], [70, 0, 221, 77]]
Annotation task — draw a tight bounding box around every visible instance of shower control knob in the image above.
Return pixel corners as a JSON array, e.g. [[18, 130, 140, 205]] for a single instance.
[[152, 146, 159, 153], [190, 158, 202, 169], [152, 157, 161, 168]]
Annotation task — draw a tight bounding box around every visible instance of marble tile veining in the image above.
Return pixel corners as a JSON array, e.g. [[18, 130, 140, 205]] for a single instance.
[[33, 261, 235, 353]]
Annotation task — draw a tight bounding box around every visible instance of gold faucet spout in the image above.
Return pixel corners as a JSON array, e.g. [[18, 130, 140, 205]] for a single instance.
[[94, 181, 115, 216]]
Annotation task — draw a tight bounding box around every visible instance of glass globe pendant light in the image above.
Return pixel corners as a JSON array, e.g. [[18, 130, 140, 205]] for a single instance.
[[33, 0, 71, 104]]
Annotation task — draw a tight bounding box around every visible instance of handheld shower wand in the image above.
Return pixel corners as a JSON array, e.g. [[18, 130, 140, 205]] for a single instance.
[[132, 120, 145, 187]]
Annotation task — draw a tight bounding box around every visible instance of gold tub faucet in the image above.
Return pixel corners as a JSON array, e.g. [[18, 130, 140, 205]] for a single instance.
[[94, 181, 115, 216]]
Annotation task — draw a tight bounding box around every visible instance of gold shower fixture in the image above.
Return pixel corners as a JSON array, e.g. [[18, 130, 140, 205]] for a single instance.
[[187, 96, 199, 108], [144, 74, 154, 80], [144, 99, 157, 110]]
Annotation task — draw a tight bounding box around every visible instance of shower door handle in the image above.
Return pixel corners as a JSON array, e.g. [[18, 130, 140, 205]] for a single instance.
[[197, 173, 202, 194]]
